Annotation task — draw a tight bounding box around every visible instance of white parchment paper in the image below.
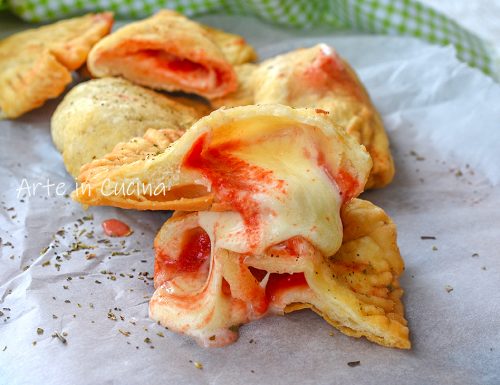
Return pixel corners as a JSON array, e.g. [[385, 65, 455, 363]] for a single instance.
[[1, 15, 499, 385]]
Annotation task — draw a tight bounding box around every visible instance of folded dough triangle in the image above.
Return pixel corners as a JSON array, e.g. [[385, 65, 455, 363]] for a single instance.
[[0, 13, 113, 119], [88, 10, 257, 99]]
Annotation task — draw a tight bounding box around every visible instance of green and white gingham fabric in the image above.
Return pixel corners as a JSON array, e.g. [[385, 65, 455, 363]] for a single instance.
[[2, 0, 498, 78]]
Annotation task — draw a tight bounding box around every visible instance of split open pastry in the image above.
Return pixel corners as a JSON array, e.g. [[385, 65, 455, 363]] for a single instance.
[[0, 12, 113, 119], [213, 44, 395, 189], [87, 10, 257, 99], [52, 77, 203, 177], [152, 199, 409, 349], [72, 104, 371, 211], [72, 104, 409, 348]]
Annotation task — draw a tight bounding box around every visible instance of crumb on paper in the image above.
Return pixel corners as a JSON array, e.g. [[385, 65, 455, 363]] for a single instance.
[[445, 285, 454, 293], [194, 361, 203, 370], [347, 361, 360, 367], [52, 332, 67, 344]]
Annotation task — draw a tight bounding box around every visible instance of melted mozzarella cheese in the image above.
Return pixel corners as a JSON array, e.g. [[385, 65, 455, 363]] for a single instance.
[[197, 117, 344, 257]]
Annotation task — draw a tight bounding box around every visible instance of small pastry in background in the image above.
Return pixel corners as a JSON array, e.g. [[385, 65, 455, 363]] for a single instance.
[[0, 12, 113, 119], [87, 10, 257, 99], [51, 77, 201, 177]]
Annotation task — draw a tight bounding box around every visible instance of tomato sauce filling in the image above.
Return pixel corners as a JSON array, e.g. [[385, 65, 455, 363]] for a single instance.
[[302, 48, 365, 101], [175, 227, 211, 273], [136, 49, 225, 89], [183, 133, 283, 250], [316, 151, 360, 202], [249, 267, 308, 304], [155, 226, 211, 285], [265, 273, 308, 302], [102, 218, 132, 237]]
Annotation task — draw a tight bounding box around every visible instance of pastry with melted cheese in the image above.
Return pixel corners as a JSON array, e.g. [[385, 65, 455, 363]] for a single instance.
[[87, 10, 257, 99], [71, 104, 409, 348], [72, 105, 370, 211], [51, 77, 203, 178], [0, 12, 113, 119], [152, 199, 409, 349]]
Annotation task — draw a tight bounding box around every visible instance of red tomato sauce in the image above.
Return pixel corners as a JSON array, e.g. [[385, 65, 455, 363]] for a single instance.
[[316, 151, 360, 203], [249, 267, 308, 304], [302, 49, 365, 101], [154, 227, 211, 286], [183, 133, 284, 250], [176, 227, 211, 273], [265, 273, 308, 303], [102, 218, 132, 237]]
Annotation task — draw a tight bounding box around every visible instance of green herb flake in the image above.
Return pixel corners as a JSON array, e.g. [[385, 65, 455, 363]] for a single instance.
[[119, 329, 131, 337]]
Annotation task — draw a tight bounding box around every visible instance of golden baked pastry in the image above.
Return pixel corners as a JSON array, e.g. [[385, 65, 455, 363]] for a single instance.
[[87, 10, 257, 99], [52, 77, 201, 177], [72, 104, 372, 212], [214, 44, 395, 189], [151, 199, 409, 349], [0, 13, 113, 119]]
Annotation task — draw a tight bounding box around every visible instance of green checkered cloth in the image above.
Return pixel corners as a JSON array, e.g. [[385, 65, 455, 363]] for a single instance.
[[3, 0, 498, 79]]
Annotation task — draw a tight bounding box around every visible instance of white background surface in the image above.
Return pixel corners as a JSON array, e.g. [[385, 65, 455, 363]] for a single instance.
[[1, 12, 500, 385]]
